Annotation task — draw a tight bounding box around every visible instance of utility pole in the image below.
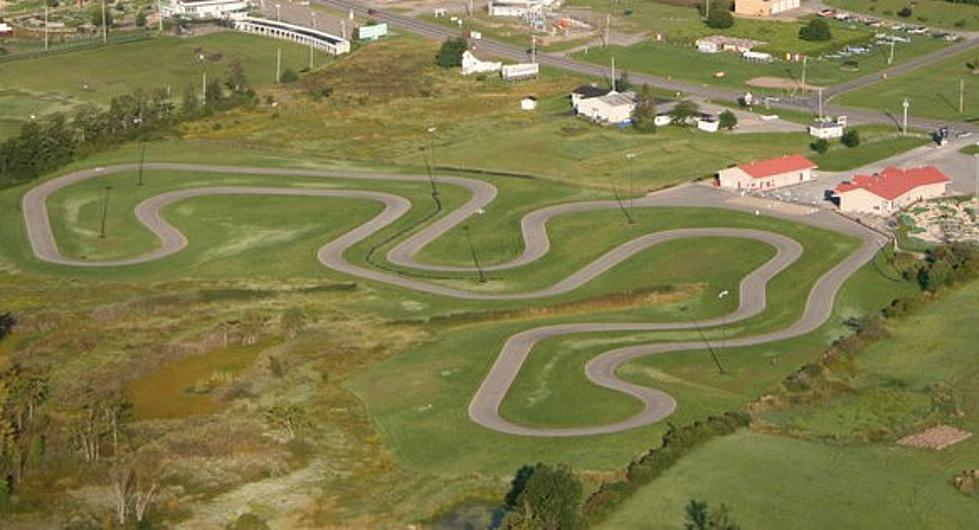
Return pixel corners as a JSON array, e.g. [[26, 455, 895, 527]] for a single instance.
[[531, 35, 537, 64], [801, 55, 807, 88], [604, 13, 610, 47], [341, 20, 346, 40], [99, 185, 113, 239], [626, 153, 636, 221], [276, 3, 281, 21], [817, 88, 824, 120], [202, 71, 207, 101], [426, 126, 439, 198], [888, 39, 895, 65], [158, 0, 163, 32], [610, 55, 616, 91], [960, 79, 965, 114], [137, 142, 146, 186], [705, 0, 710, 19], [102, 0, 108, 44], [275, 48, 282, 83], [902, 97, 910, 135], [308, 42, 314, 69], [463, 226, 486, 283], [44, 6, 49, 51]]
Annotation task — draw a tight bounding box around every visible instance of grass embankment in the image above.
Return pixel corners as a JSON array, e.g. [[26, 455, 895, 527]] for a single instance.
[[597, 279, 979, 529], [0, 32, 313, 138], [828, 0, 979, 31], [837, 46, 979, 122]]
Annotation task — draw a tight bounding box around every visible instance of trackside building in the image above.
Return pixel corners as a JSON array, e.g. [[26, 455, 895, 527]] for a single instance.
[[717, 154, 816, 191], [834, 166, 950, 215]]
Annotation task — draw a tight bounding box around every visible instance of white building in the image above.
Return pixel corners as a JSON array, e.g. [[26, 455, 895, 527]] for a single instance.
[[501, 62, 539, 81], [809, 117, 845, 139], [162, 0, 250, 20], [521, 96, 538, 110], [697, 116, 719, 132], [461, 51, 502, 75], [571, 85, 611, 108], [488, 0, 560, 17], [717, 154, 816, 191], [742, 50, 774, 63], [834, 166, 950, 215], [735, 0, 800, 17], [234, 17, 350, 55], [575, 91, 636, 125], [695, 35, 764, 54]]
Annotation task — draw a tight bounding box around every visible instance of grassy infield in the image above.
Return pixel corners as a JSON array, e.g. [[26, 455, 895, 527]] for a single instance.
[[0, 29, 972, 528]]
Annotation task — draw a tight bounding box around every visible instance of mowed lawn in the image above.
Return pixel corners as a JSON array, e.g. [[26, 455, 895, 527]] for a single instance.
[[0, 32, 311, 136], [836, 47, 979, 122], [598, 280, 979, 530], [828, 0, 979, 31]]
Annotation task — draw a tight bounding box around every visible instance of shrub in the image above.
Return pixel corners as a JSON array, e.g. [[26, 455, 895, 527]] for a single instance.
[[436, 37, 468, 68], [718, 110, 737, 130], [279, 68, 299, 83], [810, 138, 830, 153], [800, 18, 832, 41], [841, 129, 861, 147], [706, 8, 734, 29], [898, 6, 912, 17]]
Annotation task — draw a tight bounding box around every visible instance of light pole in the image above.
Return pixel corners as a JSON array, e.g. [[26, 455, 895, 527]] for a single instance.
[[101, 0, 108, 44], [902, 97, 910, 135], [680, 305, 726, 375], [137, 142, 146, 186], [99, 185, 113, 239], [626, 153, 636, 222], [426, 126, 439, 198], [463, 225, 486, 283], [718, 289, 730, 352]]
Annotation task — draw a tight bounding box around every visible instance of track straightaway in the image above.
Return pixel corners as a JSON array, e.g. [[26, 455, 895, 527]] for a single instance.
[[21, 163, 887, 436]]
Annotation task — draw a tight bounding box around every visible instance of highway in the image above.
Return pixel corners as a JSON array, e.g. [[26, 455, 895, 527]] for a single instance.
[[22, 163, 886, 436]]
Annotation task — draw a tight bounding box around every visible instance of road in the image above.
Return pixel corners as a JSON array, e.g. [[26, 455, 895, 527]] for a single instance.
[[22, 164, 886, 436], [317, 0, 979, 132]]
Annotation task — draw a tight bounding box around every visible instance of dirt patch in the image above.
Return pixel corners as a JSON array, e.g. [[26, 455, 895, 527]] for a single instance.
[[746, 76, 823, 91], [897, 424, 973, 451]]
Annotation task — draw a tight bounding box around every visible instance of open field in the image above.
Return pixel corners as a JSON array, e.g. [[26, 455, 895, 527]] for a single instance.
[[836, 46, 979, 122], [828, 0, 979, 31], [0, 32, 312, 138], [597, 279, 979, 529]]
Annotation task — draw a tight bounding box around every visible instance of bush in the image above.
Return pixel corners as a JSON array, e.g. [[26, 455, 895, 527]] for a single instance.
[[279, 68, 299, 83], [810, 138, 830, 153], [718, 110, 737, 130], [436, 37, 467, 68], [706, 8, 734, 29], [898, 6, 912, 17], [841, 129, 861, 147], [799, 18, 832, 41]]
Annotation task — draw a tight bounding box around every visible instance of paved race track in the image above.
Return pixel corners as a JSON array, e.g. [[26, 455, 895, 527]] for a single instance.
[[21, 163, 887, 436]]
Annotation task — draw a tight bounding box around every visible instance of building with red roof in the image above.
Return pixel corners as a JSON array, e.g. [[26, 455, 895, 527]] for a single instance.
[[717, 154, 817, 191], [834, 166, 950, 215]]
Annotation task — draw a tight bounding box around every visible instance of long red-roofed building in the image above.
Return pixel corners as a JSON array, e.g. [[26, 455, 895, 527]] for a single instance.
[[717, 154, 817, 191], [834, 166, 950, 215]]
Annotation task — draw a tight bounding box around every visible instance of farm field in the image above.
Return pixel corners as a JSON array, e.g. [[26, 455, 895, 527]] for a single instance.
[[597, 279, 979, 530], [836, 46, 979, 122]]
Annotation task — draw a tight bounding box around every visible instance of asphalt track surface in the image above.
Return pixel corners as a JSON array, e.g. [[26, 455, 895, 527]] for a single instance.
[[22, 163, 887, 436]]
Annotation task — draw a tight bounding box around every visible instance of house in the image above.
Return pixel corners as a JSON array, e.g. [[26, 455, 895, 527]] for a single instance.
[[570, 85, 611, 108], [521, 96, 538, 111], [717, 154, 817, 191], [501, 63, 539, 81], [742, 50, 774, 63], [461, 51, 502, 75], [735, 0, 800, 17], [809, 117, 845, 139], [162, 0, 249, 20], [834, 166, 950, 215], [695, 35, 764, 54], [576, 91, 636, 125]]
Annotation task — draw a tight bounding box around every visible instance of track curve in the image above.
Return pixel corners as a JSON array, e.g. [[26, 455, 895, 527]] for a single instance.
[[21, 163, 887, 436]]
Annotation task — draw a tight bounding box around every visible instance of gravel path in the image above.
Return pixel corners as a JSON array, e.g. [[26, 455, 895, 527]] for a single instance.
[[21, 164, 887, 436]]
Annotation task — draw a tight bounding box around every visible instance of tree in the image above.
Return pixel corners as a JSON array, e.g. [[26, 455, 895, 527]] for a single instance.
[[718, 110, 738, 130], [280, 307, 305, 339], [669, 100, 701, 126], [436, 38, 468, 68], [799, 18, 832, 41], [181, 83, 202, 119], [841, 128, 861, 147], [135, 9, 147, 27], [91, 4, 113, 27], [684, 499, 740, 530], [898, 6, 912, 18], [0, 313, 14, 342], [810, 138, 830, 154], [501, 464, 582, 530], [615, 71, 632, 92], [706, 8, 734, 29], [631, 84, 658, 133]]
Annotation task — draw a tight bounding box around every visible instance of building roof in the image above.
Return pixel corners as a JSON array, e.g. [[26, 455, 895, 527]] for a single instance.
[[738, 154, 816, 179], [572, 85, 611, 99], [810, 120, 842, 130], [599, 91, 636, 106], [695, 35, 765, 49], [834, 166, 950, 200]]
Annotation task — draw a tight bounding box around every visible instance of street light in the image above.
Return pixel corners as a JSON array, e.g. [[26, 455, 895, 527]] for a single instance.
[[463, 225, 486, 283], [680, 305, 726, 374], [718, 289, 730, 352], [137, 142, 146, 186], [99, 185, 113, 239]]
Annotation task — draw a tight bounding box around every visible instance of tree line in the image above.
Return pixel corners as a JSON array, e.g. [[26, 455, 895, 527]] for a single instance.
[[0, 60, 257, 189]]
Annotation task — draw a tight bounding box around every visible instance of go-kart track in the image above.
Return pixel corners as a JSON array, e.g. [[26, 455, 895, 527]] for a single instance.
[[21, 163, 887, 437]]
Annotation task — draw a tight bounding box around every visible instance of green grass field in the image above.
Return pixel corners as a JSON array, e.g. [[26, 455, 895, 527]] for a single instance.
[[836, 46, 979, 122], [828, 0, 979, 31], [597, 279, 979, 529], [0, 32, 313, 138]]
